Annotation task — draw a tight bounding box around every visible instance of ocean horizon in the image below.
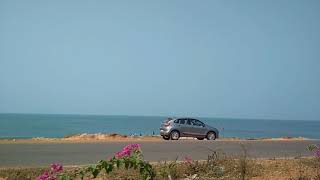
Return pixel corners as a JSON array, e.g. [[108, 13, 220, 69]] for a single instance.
[[0, 113, 319, 139]]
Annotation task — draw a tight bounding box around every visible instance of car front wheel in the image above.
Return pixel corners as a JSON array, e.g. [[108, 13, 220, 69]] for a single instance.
[[206, 132, 216, 140], [170, 130, 180, 140]]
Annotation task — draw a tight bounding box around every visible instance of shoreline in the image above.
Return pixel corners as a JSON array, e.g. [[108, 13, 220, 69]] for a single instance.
[[0, 133, 312, 144]]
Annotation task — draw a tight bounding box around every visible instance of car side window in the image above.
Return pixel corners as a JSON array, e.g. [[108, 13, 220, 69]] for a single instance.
[[192, 119, 203, 126], [186, 119, 192, 125], [179, 119, 186, 124]]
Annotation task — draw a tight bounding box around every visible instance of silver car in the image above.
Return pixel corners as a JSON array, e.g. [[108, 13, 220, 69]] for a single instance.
[[160, 118, 219, 140]]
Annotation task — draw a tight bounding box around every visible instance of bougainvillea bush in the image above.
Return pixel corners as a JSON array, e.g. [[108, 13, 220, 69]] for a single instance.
[[38, 144, 155, 180], [37, 163, 71, 180]]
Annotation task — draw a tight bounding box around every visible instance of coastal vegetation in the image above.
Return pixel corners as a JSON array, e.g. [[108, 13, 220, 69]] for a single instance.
[[0, 143, 319, 180]]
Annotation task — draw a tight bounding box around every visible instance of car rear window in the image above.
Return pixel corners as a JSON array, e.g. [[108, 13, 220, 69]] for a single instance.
[[174, 119, 186, 124], [163, 118, 173, 124]]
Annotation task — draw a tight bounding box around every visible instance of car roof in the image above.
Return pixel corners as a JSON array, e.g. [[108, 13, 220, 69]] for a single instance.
[[172, 117, 200, 120]]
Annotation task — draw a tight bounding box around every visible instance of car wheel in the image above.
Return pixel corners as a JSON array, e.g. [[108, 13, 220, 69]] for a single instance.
[[162, 136, 170, 140], [197, 137, 204, 140], [170, 130, 180, 140], [206, 131, 216, 140]]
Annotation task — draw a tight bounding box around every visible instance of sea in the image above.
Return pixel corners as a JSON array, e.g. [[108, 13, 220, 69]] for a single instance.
[[0, 113, 319, 139]]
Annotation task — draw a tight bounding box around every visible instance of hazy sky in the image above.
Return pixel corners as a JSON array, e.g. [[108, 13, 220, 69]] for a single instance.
[[1, 0, 319, 120]]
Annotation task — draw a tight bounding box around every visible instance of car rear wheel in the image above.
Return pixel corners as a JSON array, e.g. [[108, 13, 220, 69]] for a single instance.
[[197, 137, 204, 140], [162, 136, 170, 140], [206, 131, 216, 140], [170, 130, 180, 140]]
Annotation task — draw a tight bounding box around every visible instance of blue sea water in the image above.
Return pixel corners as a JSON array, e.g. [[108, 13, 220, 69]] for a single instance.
[[0, 113, 319, 139]]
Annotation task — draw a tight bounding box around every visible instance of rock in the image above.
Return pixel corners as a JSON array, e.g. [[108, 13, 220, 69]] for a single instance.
[[184, 174, 198, 180]]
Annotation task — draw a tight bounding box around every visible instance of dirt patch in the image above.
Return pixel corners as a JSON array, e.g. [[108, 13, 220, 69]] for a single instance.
[[0, 133, 161, 144]]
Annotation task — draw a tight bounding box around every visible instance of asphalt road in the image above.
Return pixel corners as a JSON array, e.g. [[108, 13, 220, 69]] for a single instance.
[[0, 140, 319, 167]]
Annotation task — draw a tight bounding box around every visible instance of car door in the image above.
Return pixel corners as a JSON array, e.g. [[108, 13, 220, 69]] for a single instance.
[[190, 119, 206, 136], [196, 119, 207, 136], [175, 118, 189, 136], [179, 118, 194, 136]]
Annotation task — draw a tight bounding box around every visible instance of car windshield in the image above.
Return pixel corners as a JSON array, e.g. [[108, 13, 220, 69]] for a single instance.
[[192, 119, 203, 126]]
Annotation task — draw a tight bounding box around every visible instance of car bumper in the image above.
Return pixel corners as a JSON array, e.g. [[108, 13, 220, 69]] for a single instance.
[[160, 128, 170, 136]]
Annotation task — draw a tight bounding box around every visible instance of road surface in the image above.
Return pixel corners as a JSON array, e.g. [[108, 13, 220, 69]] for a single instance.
[[0, 140, 319, 167]]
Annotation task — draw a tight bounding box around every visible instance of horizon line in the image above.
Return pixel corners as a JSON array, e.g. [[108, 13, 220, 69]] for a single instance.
[[0, 112, 319, 122]]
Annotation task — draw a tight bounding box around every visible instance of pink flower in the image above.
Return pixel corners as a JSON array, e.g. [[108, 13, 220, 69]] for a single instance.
[[184, 156, 193, 164], [49, 175, 57, 180], [115, 151, 124, 158], [115, 144, 141, 158], [38, 163, 63, 180], [123, 144, 141, 152], [315, 147, 320, 159], [115, 149, 131, 158], [38, 171, 50, 180], [50, 163, 63, 173]]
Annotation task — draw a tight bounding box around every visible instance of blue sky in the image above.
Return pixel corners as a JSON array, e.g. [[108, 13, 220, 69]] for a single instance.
[[0, 0, 319, 120]]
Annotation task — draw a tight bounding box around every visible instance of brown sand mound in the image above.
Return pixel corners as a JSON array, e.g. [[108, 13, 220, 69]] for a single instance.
[[63, 133, 129, 140]]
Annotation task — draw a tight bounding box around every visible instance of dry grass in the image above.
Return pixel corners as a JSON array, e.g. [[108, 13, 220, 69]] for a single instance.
[[0, 167, 46, 180], [251, 158, 320, 180]]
